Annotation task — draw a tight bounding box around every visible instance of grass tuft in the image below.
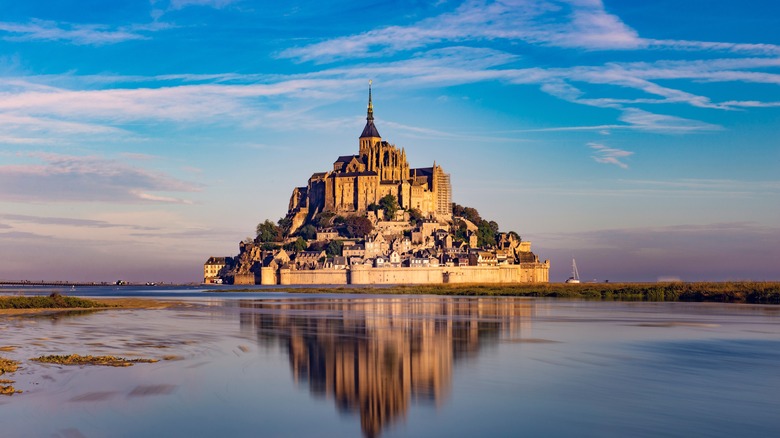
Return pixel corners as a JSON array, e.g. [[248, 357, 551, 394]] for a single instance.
[[31, 354, 158, 367], [0, 357, 19, 375], [0, 293, 113, 310]]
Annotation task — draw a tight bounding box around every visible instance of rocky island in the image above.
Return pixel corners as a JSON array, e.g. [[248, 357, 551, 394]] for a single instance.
[[205, 84, 549, 285]]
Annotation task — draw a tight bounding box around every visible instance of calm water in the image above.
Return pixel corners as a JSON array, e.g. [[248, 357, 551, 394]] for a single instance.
[[1, 287, 779, 437]]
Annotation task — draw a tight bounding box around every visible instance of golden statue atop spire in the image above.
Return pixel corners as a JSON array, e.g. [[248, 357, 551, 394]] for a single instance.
[[367, 80, 374, 121]]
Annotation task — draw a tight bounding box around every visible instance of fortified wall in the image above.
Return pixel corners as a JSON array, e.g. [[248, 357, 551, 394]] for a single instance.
[[232, 262, 549, 286]]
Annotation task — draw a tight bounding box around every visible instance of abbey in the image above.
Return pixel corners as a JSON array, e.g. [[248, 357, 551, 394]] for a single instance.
[[286, 83, 452, 233], [204, 84, 550, 286]]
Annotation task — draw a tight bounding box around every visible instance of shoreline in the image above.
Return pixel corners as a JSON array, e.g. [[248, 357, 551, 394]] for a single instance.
[[208, 281, 780, 304], [0, 297, 182, 316], [2, 282, 779, 308]]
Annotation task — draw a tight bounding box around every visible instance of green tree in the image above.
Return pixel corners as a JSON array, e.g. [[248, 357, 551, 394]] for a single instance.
[[326, 240, 344, 257], [452, 203, 481, 224], [307, 241, 328, 252], [344, 215, 374, 238], [451, 220, 468, 243], [256, 219, 281, 243], [380, 194, 399, 220], [277, 217, 293, 238], [333, 215, 346, 225], [315, 212, 335, 228], [477, 220, 497, 247], [284, 237, 307, 253], [298, 224, 317, 240], [408, 208, 423, 226]]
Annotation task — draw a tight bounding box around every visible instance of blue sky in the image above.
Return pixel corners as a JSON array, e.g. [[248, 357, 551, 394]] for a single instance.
[[0, 0, 778, 283]]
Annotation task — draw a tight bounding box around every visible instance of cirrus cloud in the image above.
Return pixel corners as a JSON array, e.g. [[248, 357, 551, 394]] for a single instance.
[[588, 142, 632, 169], [0, 152, 200, 204], [0, 19, 156, 46]]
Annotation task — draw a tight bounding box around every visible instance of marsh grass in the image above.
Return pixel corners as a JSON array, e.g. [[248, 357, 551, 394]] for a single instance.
[[31, 354, 159, 367], [0, 293, 110, 310], [217, 281, 780, 304], [0, 357, 21, 396], [0, 382, 21, 396], [0, 357, 19, 375]]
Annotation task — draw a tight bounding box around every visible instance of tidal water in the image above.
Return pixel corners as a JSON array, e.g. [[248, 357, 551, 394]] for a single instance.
[[1, 287, 779, 437]]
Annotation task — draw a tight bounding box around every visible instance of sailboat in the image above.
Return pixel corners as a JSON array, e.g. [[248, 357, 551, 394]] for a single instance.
[[565, 258, 580, 284]]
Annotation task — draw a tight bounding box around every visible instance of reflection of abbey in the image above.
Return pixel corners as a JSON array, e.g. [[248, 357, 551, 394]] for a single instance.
[[238, 297, 534, 438], [286, 82, 452, 231], [205, 84, 549, 285]]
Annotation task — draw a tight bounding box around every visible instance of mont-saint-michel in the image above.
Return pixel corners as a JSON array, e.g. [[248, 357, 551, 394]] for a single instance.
[[204, 84, 549, 285]]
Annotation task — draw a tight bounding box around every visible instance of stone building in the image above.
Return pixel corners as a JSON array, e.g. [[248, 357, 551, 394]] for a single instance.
[[286, 83, 453, 233], [203, 257, 229, 284]]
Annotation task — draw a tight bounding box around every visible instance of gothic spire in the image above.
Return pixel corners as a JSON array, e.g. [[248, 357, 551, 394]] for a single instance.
[[367, 79, 374, 122], [360, 80, 381, 138]]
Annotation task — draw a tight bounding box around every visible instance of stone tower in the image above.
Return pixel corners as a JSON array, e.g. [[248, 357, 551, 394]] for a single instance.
[[358, 82, 410, 182], [285, 82, 453, 231]]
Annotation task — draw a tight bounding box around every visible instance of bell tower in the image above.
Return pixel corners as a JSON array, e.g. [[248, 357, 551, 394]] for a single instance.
[[359, 80, 382, 171]]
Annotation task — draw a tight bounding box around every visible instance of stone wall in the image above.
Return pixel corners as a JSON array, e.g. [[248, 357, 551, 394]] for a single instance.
[[349, 263, 549, 285], [241, 262, 549, 285], [281, 269, 349, 285], [350, 265, 444, 284], [234, 273, 259, 285]]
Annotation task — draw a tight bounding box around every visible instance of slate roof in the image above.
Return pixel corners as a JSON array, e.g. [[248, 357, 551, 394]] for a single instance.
[[335, 155, 359, 164], [360, 120, 381, 138]]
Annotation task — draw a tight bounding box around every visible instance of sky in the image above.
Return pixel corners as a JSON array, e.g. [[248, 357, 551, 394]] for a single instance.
[[0, 0, 778, 283]]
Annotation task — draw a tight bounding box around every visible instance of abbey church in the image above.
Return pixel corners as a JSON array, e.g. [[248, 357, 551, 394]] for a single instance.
[[204, 83, 550, 286], [286, 83, 452, 232]]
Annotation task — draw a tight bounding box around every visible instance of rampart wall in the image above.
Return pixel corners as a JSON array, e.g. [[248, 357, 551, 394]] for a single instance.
[[349, 263, 549, 285], [280, 269, 349, 285], [234, 273, 259, 285], [233, 263, 548, 285]]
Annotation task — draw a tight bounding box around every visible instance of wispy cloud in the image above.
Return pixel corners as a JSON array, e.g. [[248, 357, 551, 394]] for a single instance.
[[280, 0, 643, 62], [646, 39, 780, 56], [620, 178, 780, 195], [0, 153, 200, 204], [0, 113, 125, 146], [588, 142, 632, 169], [280, 0, 779, 63], [0, 7, 775, 141], [463, 177, 780, 198], [0, 230, 52, 240], [0, 19, 158, 46], [618, 108, 721, 133], [271, 0, 780, 135], [0, 213, 159, 230], [0, 78, 358, 125], [167, 0, 239, 10], [719, 100, 780, 108]]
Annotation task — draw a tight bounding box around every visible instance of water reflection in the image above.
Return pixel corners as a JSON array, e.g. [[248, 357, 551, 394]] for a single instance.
[[234, 297, 534, 437]]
